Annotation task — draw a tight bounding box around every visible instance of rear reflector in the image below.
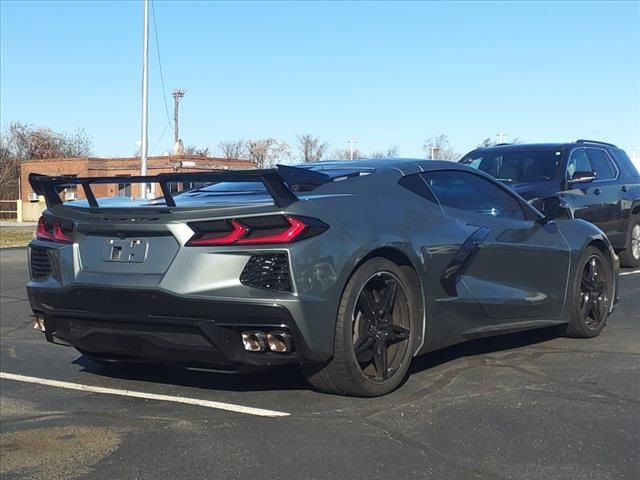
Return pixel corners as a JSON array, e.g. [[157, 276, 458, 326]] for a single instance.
[[186, 215, 327, 246]]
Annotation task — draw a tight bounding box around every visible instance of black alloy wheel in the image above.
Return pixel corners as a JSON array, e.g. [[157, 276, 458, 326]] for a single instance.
[[579, 255, 610, 331], [352, 272, 411, 382], [566, 246, 613, 338], [302, 257, 420, 396]]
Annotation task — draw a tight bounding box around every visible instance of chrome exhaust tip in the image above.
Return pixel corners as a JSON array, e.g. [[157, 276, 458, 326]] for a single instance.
[[31, 314, 45, 332], [241, 331, 267, 352], [267, 331, 292, 353]]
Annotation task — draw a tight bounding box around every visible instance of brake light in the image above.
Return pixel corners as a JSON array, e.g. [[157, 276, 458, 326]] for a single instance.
[[36, 216, 73, 244], [36, 216, 55, 241], [237, 217, 307, 245], [186, 215, 327, 246], [188, 219, 249, 246]]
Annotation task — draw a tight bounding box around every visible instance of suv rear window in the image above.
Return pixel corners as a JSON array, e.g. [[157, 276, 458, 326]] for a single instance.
[[461, 149, 562, 183]]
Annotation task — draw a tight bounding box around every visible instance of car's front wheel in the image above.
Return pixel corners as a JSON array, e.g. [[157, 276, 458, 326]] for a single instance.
[[565, 246, 614, 338], [302, 257, 420, 397]]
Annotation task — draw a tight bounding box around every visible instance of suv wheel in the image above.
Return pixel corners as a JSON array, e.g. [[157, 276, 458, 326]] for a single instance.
[[619, 217, 640, 268]]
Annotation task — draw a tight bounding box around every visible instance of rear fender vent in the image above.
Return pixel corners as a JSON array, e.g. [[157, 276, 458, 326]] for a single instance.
[[240, 254, 291, 292], [30, 247, 52, 280]]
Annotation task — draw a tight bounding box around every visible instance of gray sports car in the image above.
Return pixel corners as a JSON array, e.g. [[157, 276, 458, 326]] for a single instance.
[[27, 160, 619, 396]]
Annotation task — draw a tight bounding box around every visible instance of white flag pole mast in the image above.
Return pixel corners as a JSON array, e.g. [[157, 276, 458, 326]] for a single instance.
[[139, 0, 150, 197]]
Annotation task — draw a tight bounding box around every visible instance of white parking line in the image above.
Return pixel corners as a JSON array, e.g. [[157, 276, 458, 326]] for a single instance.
[[0, 372, 289, 418], [620, 270, 640, 277]]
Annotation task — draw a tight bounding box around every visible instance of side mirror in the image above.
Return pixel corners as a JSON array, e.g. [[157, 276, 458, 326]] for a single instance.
[[537, 196, 571, 221], [568, 171, 596, 185]]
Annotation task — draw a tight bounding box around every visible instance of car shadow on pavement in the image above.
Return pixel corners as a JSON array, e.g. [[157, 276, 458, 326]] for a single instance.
[[72, 355, 310, 392], [409, 325, 565, 375], [72, 326, 565, 394]]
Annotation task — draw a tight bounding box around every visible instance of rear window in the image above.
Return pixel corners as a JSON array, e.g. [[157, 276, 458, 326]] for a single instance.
[[610, 149, 640, 177], [461, 149, 562, 183], [178, 182, 267, 196]]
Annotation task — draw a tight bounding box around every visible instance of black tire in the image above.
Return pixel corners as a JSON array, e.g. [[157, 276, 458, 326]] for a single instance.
[[302, 257, 420, 397], [618, 216, 640, 268], [565, 246, 613, 338]]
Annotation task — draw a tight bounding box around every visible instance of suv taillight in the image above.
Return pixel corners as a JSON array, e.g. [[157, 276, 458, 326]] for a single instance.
[[186, 215, 328, 246], [36, 216, 73, 244]]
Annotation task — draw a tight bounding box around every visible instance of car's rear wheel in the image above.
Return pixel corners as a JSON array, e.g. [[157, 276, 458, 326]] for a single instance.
[[618, 217, 640, 268], [565, 246, 613, 338], [302, 258, 419, 397]]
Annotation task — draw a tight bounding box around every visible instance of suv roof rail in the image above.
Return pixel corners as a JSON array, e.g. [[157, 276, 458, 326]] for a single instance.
[[495, 143, 512, 146], [575, 139, 617, 148]]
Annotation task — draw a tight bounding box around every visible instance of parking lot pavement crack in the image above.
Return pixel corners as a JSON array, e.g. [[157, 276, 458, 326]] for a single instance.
[[526, 382, 640, 407], [365, 418, 510, 480], [0, 295, 27, 304], [527, 345, 640, 356], [362, 359, 487, 418]]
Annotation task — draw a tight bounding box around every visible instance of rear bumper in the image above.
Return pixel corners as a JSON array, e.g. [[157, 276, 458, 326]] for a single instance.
[[27, 285, 329, 370]]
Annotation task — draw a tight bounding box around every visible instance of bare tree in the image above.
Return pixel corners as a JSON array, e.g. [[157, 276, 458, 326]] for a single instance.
[[0, 123, 93, 201], [296, 134, 329, 163], [245, 138, 291, 169], [477, 137, 497, 148], [423, 134, 459, 160], [369, 146, 399, 159], [477, 136, 524, 148], [218, 140, 246, 160], [331, 148, 366, 160], [183, 145, 210, 157]]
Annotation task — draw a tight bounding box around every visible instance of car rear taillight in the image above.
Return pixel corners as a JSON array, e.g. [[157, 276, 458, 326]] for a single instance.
[[36, 216, 73, 244], [186, 215, 328, 246]]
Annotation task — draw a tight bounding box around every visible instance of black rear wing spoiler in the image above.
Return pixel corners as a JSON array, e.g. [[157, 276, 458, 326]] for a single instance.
[[28, 165, 331, 209]]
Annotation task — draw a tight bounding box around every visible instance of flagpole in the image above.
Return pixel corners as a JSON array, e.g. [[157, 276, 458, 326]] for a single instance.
[[139, 0, 149, 197]]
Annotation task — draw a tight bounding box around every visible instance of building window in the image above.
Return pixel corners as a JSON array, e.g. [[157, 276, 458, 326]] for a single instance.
[[61, 174, 78, 201], [118, 183, 132, 197]]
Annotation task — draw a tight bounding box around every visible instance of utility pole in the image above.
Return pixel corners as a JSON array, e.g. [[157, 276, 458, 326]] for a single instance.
[[139, 0, 150, 197], [172, 89, 186, 154], [348, 139, 357, 160], [429, 144, 437, 160], [497, 132, 507, 144]]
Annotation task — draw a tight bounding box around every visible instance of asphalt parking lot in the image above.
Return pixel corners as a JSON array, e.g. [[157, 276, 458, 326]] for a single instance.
[[1, 247, 638, 480]]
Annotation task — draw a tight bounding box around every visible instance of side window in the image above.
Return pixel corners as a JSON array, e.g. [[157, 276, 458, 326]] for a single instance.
[[398, 174, 439, 204], [566, 148, 591, 179], [421, 171, 526, 220], [586, 148, 617, 181]]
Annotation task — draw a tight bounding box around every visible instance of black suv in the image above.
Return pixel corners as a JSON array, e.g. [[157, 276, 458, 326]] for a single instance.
[[459, 140, 640, 267]]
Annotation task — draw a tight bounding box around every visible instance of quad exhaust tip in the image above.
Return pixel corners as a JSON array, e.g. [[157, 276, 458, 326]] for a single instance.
[[241, 330, 292, 353], [241, 331, 267, 352], [31, 313, 45, 332]]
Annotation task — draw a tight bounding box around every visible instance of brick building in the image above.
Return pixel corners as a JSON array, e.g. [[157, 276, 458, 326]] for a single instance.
[[19, 155, 255, 221]]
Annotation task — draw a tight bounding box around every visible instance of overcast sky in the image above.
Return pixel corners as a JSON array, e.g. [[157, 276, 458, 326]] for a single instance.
[[1, 0, 639, 159]]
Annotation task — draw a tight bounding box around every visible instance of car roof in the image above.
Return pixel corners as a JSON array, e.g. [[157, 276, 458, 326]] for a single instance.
[[469, 143, 567, 152], [296, 158, 466, 175], [463, 140, 621, 157]]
